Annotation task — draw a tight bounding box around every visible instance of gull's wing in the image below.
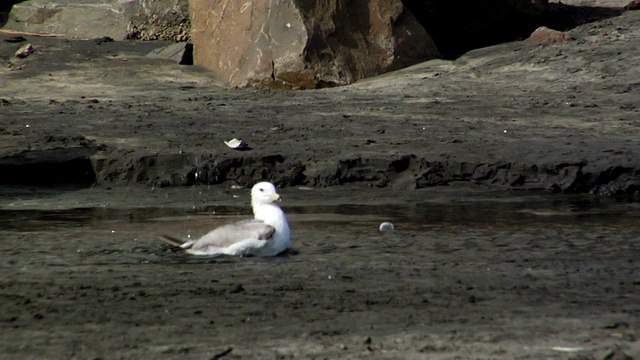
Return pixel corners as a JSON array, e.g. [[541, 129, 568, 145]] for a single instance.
[[187, 219, 276, 252]]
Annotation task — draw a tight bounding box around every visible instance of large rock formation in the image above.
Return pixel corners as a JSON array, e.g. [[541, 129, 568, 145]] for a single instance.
[[2, 0, 190, 41], [189, 0, 440, 89], [3, 0, 551, 88]]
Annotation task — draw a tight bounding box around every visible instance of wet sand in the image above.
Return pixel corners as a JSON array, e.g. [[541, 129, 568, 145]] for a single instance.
[[0, 186, 639, 359]]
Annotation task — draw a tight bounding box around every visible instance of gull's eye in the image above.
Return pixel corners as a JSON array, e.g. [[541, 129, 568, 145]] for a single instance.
[[259, 188, 264, 192]]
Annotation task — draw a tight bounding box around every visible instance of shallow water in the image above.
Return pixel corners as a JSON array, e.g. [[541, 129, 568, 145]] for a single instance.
[[1, 185, 639, 359], [0, 186, 639, 267]]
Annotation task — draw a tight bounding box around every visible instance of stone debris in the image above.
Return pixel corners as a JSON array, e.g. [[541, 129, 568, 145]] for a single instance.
[[525, 26, 573, 44], [14, 42, 33, 58]]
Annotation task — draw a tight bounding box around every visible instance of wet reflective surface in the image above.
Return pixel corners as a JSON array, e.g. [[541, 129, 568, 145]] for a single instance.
[[1, 185, 639, 359]]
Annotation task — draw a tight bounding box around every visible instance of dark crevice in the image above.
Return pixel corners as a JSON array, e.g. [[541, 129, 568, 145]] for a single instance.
[[402, 1, 626, 59], [178, 43, 193, 65], [0, 0, 26, 27], [542, 3, 626, 31], [0, 158, 96, 186]]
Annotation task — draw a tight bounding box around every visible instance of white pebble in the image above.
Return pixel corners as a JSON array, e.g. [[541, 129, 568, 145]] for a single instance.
[[379, 222, 395, 231]]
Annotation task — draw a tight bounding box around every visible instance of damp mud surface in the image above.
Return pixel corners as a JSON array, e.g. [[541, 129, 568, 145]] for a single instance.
[[0, 185, 639, 359]]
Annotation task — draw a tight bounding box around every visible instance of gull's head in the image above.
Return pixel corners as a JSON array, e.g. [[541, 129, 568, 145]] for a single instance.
[[251, 182, 281, 204]]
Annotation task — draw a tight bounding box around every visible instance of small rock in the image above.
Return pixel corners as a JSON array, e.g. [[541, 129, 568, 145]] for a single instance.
[[15, 43, 33, 58], [525, 27, 572, 44], [379, 222, 395, 232], [229, 284, 245, 294]]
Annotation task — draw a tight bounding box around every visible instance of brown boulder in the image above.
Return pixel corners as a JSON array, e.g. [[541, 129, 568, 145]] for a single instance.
[[189, 0, 440, 89], [524, 26, 572, 44]]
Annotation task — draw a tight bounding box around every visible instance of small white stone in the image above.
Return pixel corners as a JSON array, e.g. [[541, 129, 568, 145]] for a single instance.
[[15, 43, 33, 58], [224, 138, 248, 149], [379, 222, 395, 231]]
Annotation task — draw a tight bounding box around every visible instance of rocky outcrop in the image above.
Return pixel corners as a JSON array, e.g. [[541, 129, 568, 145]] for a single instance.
[[3, 141, 638, 193], [2, 0, 190, 41], [84, 152, 640, 195], [189, 0, 440, 89]]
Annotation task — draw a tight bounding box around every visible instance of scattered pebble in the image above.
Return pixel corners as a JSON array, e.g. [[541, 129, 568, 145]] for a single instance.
[[15, 43, 33, 58], [379, 222, 394, 231]]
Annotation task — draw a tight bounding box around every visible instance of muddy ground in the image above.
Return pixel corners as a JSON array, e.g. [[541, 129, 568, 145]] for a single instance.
[[0, 185, 639, 360], [1, 2, 640, 360]]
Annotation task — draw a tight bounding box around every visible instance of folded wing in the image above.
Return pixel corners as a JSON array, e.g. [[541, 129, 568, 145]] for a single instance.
[[185, 219, 275, 254]]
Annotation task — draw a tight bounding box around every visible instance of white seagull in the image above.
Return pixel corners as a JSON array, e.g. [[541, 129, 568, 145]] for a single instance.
[[160, 182, 291, 256]]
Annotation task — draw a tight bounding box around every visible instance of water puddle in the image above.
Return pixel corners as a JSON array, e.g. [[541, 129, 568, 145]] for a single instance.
[[1, 186, 638, 266]]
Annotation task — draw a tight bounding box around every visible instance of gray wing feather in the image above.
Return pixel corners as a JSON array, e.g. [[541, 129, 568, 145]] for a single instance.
[[158, 234, 185, 247], [189, 219, 275, 251]]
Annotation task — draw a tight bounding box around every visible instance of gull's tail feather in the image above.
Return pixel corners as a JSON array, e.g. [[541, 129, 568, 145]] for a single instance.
[[158, 235, 186, 247]]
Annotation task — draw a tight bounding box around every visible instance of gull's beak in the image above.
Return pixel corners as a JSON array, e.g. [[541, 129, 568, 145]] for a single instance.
[[271, 193, 282, 202]]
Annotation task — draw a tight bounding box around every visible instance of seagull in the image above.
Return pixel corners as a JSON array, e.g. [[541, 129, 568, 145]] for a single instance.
[[160, 182, 291, 256]]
